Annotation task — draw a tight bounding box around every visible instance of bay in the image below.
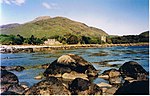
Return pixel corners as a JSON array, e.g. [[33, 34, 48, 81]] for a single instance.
[[1, 45, 149, 86]]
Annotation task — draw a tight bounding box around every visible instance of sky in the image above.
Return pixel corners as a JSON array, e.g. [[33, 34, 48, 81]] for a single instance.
[[0, 0, 149, 35]]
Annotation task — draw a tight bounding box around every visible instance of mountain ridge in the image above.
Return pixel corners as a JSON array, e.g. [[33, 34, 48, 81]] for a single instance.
[[1, 16, 108, 38]]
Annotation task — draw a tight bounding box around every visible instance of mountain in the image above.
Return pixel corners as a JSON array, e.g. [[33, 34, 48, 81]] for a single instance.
[[0, 23, 20, 29], [0, 16, 108, 38]]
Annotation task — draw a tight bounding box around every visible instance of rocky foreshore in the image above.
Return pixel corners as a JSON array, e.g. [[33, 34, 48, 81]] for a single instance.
[[0, 43, 149, 53], [0, 54, 149, 95]]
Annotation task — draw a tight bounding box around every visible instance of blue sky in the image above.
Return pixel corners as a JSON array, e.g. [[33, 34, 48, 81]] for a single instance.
[[0, 0, 149, 35]]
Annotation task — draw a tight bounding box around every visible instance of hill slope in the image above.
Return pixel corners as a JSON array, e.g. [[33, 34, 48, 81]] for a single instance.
[[1, 16, 108, 38]]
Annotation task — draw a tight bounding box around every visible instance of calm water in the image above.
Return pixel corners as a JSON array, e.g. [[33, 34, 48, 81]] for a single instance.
[[1, 46, 149, 86]]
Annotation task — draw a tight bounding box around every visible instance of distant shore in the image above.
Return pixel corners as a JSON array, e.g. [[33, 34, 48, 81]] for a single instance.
[[0, 43, 149, 53]]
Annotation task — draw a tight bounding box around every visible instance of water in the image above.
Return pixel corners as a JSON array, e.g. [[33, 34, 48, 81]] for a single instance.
[[1, 46, 149, 86]]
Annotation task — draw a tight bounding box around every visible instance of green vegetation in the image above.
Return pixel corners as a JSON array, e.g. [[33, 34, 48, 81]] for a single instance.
[[0, 16, 148, 45], [0, 34, 44, 45], [110, 31, 149, 44], [1, 16, 108, 38]]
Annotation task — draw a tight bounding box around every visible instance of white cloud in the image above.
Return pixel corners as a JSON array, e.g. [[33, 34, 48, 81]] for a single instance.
[[42, 2, 58, 10], [1, 0, 25, 6]]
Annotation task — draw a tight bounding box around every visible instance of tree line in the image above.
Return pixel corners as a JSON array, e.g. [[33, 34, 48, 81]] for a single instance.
[[110, 32, 149, 44], [0, 31, 149, 45], [0, 34, 45, 45]]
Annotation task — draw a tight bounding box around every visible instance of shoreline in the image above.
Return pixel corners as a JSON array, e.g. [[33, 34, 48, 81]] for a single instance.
[[0, 43, 149, 53]]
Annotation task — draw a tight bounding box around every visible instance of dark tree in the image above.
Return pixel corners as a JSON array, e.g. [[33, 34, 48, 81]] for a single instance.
[[67, 35, 79, 44]]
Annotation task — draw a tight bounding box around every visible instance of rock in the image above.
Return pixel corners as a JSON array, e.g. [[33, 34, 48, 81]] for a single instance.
[[62, 71, 88, 80], [98, 75, 109, 79], [102, 69, 121, 78], [43, 54, 98, 77], [41, 63, 49, 69], [100, 69, 122, 85], [101, 88, 108, 93], [119, 61, 148, 80], [20, 82, 30, 90], [69, 78, 102, 95], [24, 76, 71, 95], [97, 82, 112, 88], [0, 66, 25, 72], [124, 76, 137, 83], [1, 70, 19, 84], [34, 75, 42, 80], [109, 76, 122, 84], [1, 70, 25, 94], [105, 87, 117, 95], [21, 85, 29, 90], [1, 91, 20, 95], [124, 77, 135, 81], [5, 84, 25, 94], [114, 80, 149, 95]]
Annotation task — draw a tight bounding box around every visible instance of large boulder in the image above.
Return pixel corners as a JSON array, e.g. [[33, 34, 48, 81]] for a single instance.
[[1, 70, 25, 94], [119, 61, 148, 80], [114, 80, 149, 95], [69, 78, 102, 95], [24, 76, 71, 95], [1, 70, 19, 84], [43, 54, 98, 78]]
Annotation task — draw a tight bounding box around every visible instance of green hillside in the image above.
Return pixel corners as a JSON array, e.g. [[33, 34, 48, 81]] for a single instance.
[[1, 16, 108, 38], [139, 31, 149, 37]]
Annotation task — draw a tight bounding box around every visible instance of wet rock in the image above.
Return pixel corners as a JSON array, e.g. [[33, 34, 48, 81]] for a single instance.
[[105, 87, 117, 95], [100, 69, 122, 85], [69, 78, 102, 95], [62, 71, 88, 80], [1, 70, 19, 84], [0, 66, 25, 72], [20, 82, 30, 90], [1, 70, 25, 94], [1, 91, 20, 95], [34, 75, 42, 80], [114, 80, 149, 95], [43, 54, 98, 77], [41, 63, 49, 69], [98, 75, 109, 79], [24, 76, 71, 95], [5, 84, 25, 94], [102, 69, 121, 78], [124, 76, 138, 83], [90, 52, 108, 56], [109, 76, 122, 84], [119, 61, 148, 80], [97, 82, 112, 88]]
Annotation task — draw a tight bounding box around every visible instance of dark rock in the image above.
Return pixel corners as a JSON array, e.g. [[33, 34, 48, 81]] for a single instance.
[[119, 61, 148, 80], [1, 91, 20, 95], [1, 70, 19, 84], [114, 80, 149, 95], [101, 69, 122, 85], [24, 76, 71, 95], [102, 69, 120, 78], [43, 54, 98, 77], [3, 84, 25, 95], [69, 78, 102, 95], [41, 63, 50, 69], [109, 76, 122, 84], [0, 66, 25, 72], [1, 70, 25, 94], [105, 87, 117, 95]]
